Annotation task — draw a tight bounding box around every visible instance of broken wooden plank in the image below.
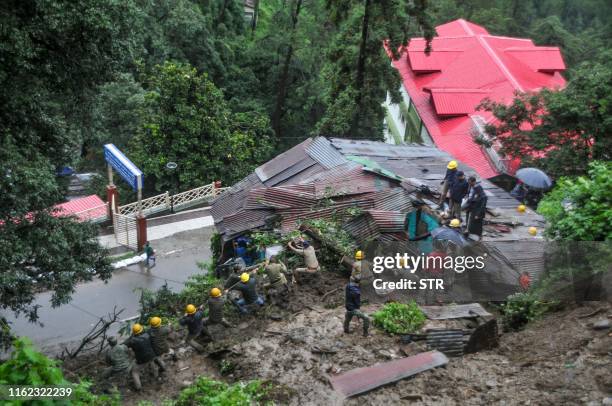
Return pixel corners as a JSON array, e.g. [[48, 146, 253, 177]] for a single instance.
[[420, 303, 492, 320], [329, 350, 448, 398]]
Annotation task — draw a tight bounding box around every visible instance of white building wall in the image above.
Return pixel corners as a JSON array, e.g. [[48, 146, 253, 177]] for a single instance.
[[383, 91, 406, 144]]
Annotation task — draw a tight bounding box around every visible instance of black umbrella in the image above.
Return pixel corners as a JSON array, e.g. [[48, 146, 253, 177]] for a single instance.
[[516, 168, 552, 190]]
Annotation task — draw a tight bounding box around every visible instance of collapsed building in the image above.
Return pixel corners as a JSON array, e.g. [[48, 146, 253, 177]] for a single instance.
[[210, 137, 546, 300]]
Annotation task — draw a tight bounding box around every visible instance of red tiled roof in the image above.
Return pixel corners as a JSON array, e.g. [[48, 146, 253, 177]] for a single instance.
[[54, 195, 106, 221], [392, 19, 566, 178]]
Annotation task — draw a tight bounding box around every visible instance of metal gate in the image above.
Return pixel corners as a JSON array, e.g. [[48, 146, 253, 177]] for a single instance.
[[111, 195, 138, 250]]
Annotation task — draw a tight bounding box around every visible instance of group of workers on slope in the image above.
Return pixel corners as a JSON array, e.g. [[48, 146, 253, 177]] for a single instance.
[[438, 160, 488, 241], [101, 236, 377, 391]]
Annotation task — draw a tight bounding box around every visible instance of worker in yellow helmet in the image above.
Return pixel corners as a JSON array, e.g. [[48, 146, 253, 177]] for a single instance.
[[227, 272, 264, 314], [179, 304, 210, 352], [148, 316, 171, 360], [438, 160, 459, 209], [351, 250, 364, 283], [124, 322, 165, 390], [202, 288, 232, 336]]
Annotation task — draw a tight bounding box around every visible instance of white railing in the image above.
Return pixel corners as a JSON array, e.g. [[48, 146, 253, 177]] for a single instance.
[[73, 203, 109, 223], [117, 182, 229, 217], [118, 192, 169, 216]]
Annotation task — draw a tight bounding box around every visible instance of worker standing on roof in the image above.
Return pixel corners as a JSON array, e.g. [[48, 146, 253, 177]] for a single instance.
[[449, 171, 469, 221], [124, 323, 166, 391], [287, 237, 320, 283], [203, 288, 232, 333], [463, 176, 487, 241], [227, 273, 264, 314], [438, 160, 458, 209], [263, 256, 290, 306], [343, 281, 369, 337], [101, 336, 132, 382], [179, 304, 211, 352]]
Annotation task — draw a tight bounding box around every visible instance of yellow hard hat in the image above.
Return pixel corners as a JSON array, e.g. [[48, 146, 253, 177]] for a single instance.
[[210, 287, 222, 298], [449, 218, 461, 228], [447, 160, 458, 170], [240, 272, 250, 283], [528, 227, 537, 236], [185, 304, 197, 315], [355, 250, 364, 260], [149, 316, 161, 328], [132, 323, 144, 335], [517, 204, 526, 213]]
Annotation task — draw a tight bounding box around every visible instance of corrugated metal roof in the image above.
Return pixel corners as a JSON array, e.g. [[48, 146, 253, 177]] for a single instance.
[[210, 173, 264, 221], [54, 195, 106, 221], [245, 185, 317, 209], [330, 138, 447, 159], [429, 88, 490, 116], [255, 138, 313, 183], [305, 136, 348, 169], [366, 210, 407, 233]]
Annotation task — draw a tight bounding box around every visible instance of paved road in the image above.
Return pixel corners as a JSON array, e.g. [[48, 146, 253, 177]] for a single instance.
[[6, 226, 215, 353]]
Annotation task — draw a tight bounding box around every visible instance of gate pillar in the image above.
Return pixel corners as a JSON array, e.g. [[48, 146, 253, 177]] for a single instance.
[[136, 214, 147, 252], [107, 185, 119, 221]]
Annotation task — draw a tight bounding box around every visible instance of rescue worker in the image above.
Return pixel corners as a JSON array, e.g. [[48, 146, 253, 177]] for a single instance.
[[344, 281, 369, 337], [227, 272, 264, 314], [463, 176, 487, 241], [124, 323, 166, 391], [263, 256, 290, 306], [224, 263, 245, 290], [204, 288, 232, 330], [101, 336, 132, 381], [179, 304, 211, 352], [287, 237, 320, 283], [438, 160, 458, 208], [351, 251, 364, 283], [148, 316, 171, 358], [449, 171, 469, 221]]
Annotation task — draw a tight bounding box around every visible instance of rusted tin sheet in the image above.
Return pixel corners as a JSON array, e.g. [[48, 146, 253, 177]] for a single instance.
[[329, 350, 448, 398]]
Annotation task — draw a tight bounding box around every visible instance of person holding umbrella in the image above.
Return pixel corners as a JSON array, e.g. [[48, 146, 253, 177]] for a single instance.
[[514, 168, 553, 207]]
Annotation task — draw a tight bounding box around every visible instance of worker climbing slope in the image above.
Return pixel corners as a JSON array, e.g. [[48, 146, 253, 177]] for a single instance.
[[179, 304, 211, 352], [343, 281, 369, 337], [287, 236, 320, 283], [123, 323, 166, 391], [101, 336, 132, 382], [204, 288, 232, 333], [227, 273, 264, 314], [263, 255, 290, 306], [148, 316, 171, 359]]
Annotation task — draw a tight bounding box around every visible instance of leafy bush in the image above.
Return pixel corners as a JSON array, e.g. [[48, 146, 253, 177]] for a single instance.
[[0, 337, 119, 405], [174, 377, 271, 406], [538, 161, 612, 241], [372, 301, 426, 334], [499, 293, 553, 332]]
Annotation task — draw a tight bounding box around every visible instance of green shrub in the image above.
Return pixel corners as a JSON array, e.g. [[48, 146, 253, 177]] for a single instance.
[[0, 337, 119, 405], [372, 301, 426, 334], [499, 293, 553, 332], [174, 377, 271, 406]]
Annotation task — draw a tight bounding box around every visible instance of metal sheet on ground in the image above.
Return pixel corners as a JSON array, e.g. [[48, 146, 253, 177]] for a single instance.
[[329, 350, 449, 398], [420, 303, 492, 320]]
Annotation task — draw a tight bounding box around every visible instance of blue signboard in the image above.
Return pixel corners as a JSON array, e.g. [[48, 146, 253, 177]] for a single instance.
[[104, 144, 143, 191]]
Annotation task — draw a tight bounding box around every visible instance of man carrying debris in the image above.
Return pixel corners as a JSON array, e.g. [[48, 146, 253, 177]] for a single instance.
[[148, 316, 171, 359], [204, 288, 232, 332], [449, 171, 469, 221], [124, 323, 166, 391], [227, 272, 264, 314], [101, 336, 132, 381], [263, 256, 290, 306], [179, 304, 212, 352], [287, 237, 320, 283], [438, 160, 458, 209], [344, 281, 369, 337]]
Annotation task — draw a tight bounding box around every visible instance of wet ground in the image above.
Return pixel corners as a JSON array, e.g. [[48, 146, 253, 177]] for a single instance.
[[6, 226, 215, 353]]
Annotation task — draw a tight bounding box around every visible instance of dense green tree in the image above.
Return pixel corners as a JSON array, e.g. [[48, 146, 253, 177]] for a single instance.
[[0, 0, 134, 344], [0, 140, 111, 348], [316, 0, 434, 139], [128, 62, 275, 193], [538, 162, 612, 241], [478, 59, 612, 178]]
